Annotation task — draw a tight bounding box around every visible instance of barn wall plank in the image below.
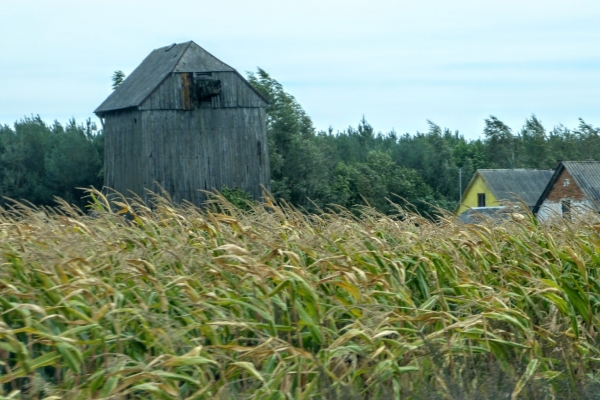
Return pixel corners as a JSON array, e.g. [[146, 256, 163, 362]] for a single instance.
[[103, 110, 143, 198], [140, 74, 185, 111]]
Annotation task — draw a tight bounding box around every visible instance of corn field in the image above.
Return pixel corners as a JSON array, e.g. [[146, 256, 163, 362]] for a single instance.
[[1, 190, 600, 399]]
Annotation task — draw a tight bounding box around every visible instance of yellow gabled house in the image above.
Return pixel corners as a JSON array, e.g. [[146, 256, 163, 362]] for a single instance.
[[456, 169, 553, 216]]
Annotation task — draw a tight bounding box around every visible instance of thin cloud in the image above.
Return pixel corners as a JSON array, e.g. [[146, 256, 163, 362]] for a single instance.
[[1, 0, 599, 137]]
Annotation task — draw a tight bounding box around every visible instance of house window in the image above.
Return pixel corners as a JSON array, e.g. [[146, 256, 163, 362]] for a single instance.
[[561, 199, 571, 219], [477, 193, 486, 207], [563, 178, 570, 187]]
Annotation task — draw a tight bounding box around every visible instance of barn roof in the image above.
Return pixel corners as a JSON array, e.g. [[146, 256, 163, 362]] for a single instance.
[[95, 41, 263, 115], [475, 169, 553, 207], [533, 161, 600, 213]]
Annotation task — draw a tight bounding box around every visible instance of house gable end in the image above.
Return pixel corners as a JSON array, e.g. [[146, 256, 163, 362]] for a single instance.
[[563, 161, 600, 211], [546, 168, 586, 202], [456, 173, 498, 214], [534, 161, 600, 216]]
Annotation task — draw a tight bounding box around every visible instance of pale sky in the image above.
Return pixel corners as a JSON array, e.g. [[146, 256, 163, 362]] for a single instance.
[[1, 0, 599, 139]]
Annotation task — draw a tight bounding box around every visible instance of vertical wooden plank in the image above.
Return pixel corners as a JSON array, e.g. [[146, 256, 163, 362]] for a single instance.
[[181, 72, 193, 111], [201, 108, 211, 201], [168, 75, 175, 109], [173, 74, 183, 110]]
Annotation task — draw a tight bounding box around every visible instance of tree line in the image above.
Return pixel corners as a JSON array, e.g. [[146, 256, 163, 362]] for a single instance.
[[1, 69, 599, 214], [0, 117, 103, 209], [248, 68, 600, 215]]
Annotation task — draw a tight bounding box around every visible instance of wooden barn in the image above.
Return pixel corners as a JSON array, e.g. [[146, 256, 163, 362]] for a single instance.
[[94, 41, 270, 205]]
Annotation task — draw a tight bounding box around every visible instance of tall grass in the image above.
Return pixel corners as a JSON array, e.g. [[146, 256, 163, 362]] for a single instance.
[[1, 190, 600, 399]]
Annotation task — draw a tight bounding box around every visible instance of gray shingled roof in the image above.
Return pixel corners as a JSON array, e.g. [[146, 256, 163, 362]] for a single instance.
[[478, 169, 554, 207], [94, 41, 235, 115]]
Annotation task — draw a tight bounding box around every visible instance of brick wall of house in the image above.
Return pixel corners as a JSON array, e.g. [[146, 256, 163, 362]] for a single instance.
[[546, 168, 586, 201]]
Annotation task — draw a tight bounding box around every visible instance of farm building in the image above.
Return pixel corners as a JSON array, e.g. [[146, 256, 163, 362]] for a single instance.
[[455, 169, 553, 217], [533, 161, 600, 221], [94, 41, 270, 206]]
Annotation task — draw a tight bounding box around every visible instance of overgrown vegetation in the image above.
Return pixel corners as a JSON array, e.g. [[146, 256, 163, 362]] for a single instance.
[[1, 190, 600, 399], [2, 70, 600, 215], [0, 116, 103, 209], [248, 68, 600, 214]]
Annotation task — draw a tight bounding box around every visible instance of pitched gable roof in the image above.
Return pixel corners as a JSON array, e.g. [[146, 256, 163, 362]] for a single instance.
[[477, 169, 554, 207], [95, 41, 247, 115], [456, 169, 553, 212], [533, 161, 600, 213]]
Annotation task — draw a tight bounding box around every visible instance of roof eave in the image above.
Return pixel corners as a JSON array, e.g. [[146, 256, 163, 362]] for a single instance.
[[94, 41, 193, 114], [94, 105, 139, 118], [532, 163, 564, 214], [454, 171, 482, 213]]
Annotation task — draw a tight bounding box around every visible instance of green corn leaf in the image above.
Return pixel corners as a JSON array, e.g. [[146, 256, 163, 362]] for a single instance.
[[152, 370, 201, 386], [100, 376, 120, 398], [56, 342, 83, 373], [162, 356, 218, 367], [232, 361, 265, 383], [561, 280, 591, 324], [0, 351, 61, 384], [511, 358, 540, 400]]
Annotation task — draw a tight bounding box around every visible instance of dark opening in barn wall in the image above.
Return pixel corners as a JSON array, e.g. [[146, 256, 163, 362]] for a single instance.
[[195, 75, 222, 103], [94, 41, 270, 207], [179, 72, 223, 110]]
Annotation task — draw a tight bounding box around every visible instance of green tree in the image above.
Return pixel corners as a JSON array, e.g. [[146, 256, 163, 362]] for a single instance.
[[483, 116, 517, 168], [0, 116, 103, 208], [421, 122, 457, 199], [520, 115, 550, 168], [112, 70, 126, 90], [247, 68, 330, 210], [0, 116, 54, 204], [547, 124, 580, 163], [574, 119, 600, 161], [45, 119, 103, 206], [332, 151, 436, 215]]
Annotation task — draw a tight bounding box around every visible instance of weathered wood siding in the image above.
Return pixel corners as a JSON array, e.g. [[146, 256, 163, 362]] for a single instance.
[[139, 72, 266, 111], [104, 68, 269, 207], [211, 72, 267, 108], [139, 108, 269, 204], [139, 74, 183, 111], [103, 109, 146, 198]]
